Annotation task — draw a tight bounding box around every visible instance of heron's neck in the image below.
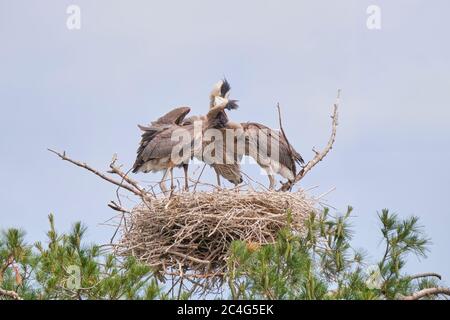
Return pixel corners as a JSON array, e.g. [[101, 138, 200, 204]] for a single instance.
[[209, 95, 216, 109]]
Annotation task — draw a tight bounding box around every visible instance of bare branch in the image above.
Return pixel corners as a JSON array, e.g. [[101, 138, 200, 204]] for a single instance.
[[401, 287, 450, 300], [108, 160, 147, 196], [0, 287, 23, 300], [108, 201, 130, 213], [282, 90, 340, 191], [408, 272, 442, 281], [193, 164, 207, 193], [48, 149, 143, 197], [277, 103, 297, 180]]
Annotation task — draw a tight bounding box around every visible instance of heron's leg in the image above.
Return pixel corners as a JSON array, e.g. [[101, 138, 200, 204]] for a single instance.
[[159, 169, 169, 195], [169, 167, 174, 191], [268, 174, 276, 190], [216, 172, 221, 187], [183, 163, 189, 191]]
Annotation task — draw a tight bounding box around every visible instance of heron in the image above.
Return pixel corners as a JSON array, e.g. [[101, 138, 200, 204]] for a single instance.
[[192, 79, 244, 187], [132, 106, 193, 194], [241, 122, 304, 190], [211, 79, 304, 190], [133, 98, 240, 194], [204, 96, 243, 187]]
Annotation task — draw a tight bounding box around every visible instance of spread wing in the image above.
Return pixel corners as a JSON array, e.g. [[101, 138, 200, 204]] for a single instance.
[[152, 106, 191, 126], [137, 107, 191, 132], [243, 122, 304, 175], [133, 107, 192, 172], [133, 126, 194, 172]]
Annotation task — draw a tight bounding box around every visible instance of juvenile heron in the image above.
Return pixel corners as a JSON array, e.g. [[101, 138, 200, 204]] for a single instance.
[[211, 79, 304, 190], [201, 79, 244, 187], [241, 122, 304, 190], [133, 99, 240, 194], [132, 107, 193, 193]]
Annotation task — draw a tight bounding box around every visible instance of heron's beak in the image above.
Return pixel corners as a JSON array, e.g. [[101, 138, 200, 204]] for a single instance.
[[213, 96, 227, 108]]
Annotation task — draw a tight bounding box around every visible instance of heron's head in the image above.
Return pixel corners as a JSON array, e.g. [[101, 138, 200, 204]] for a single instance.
[[211, 78, 231, 98], [213, 96, 239, 110]]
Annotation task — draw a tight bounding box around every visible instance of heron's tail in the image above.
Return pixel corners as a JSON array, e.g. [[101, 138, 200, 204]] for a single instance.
[[292, 148, 305, 165]]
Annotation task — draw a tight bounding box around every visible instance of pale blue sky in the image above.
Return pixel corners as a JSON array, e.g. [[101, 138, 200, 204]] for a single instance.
[[1, 0, 449, 282]]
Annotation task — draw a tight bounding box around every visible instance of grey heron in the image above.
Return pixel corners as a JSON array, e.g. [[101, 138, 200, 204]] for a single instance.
[[133, 98, 240, 194], [211, 79, 304, 190]]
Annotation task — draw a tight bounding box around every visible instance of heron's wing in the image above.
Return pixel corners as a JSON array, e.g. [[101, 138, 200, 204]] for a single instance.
[[137, 107, 191, 132], [138, 123, 171, 131], [140, 127, 194, 161], [274, 126, 304, 165], [135, 107, 191, 153], [277, 138, 297, 174], [243, 122, 304, 174], [134, 123, 172, 160], [152, 107, 191, 125]]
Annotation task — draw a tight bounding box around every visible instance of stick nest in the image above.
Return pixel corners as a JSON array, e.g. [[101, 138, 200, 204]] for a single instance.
[[114, 189, 316, 279]]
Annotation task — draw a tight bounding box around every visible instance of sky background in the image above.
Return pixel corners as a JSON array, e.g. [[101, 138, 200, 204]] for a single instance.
[[1, 0, 449, 283]]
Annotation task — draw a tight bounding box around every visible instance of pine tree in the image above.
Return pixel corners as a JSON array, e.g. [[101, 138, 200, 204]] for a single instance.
[[1, 209, 449, 300]]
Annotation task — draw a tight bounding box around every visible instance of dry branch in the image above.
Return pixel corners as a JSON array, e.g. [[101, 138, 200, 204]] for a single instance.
[[408, 272, 442, 281], [108, 159, 146, 196], [48, 149, 147, 199], [277, 103, 297, 188], [0, 287, 22, 300], [280, 90, 340, 191], [401, 287, 450, 300]]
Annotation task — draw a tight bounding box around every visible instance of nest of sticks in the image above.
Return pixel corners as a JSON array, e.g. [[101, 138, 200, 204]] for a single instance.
[[113, 189, 316, 278]]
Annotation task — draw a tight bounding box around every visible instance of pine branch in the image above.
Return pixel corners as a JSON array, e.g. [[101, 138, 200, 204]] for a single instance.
[[0, 287, 23, 300], [407, 272, 442, 281], [401, 287, 450, 300]]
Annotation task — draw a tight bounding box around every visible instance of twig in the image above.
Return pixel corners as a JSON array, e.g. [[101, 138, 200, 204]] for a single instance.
[[281, 90, 340, 191], [48, 149, 142, 197], [315, 187, 337, 200], [277, 103, 297, 177], [401, 287, 450, 300], [240, 171, 269, 192], [193, 164, 207, 193], [168, 251, 211, 265], [108, 161, 147, 196], [177, 262, 185, 299], [407, 272, 442, 281], [108, 201, 131, 244], [107, 201, 130, 214]]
